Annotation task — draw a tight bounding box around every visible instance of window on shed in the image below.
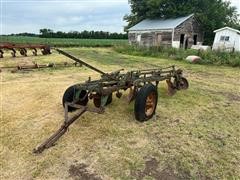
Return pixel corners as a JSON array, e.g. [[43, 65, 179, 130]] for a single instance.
[[225, 36, 230, 41], [220, 36, 230, 41], [220, 36, 225, 41]]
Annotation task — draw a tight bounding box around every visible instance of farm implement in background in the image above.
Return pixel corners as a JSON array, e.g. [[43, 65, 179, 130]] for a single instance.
[[0, 42, 51, 58], [0, 62, 82, 73], [33, 49, 189, 154]]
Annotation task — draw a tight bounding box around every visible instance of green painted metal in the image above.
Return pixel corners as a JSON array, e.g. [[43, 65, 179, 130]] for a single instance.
[[56, 49, 188, 105], [101, 95, 109, 107]]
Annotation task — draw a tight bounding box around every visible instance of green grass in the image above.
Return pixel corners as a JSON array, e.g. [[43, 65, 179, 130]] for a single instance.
[[0, 48, 240, 179], [0, 35, 128, 47], [114, 45, 240, 67]]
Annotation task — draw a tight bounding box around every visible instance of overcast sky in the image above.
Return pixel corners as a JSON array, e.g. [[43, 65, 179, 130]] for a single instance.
[[0, 0, 239, 35]]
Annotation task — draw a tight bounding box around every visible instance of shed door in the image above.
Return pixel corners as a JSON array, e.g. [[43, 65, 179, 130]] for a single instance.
[[180, 34, 185, 48], [193, 35, 198, 45], [157, 34, 162, 45], [137, 35, 141, 42]]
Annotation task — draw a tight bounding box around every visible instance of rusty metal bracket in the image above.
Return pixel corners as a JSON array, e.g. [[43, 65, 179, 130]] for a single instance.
[[33, 103, 104, 154]]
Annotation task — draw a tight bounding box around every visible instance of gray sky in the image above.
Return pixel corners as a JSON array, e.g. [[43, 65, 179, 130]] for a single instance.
[[0, 0, 239, 35]]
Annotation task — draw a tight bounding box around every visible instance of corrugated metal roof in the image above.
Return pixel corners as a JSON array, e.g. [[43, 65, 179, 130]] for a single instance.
[[128, 14, 194, 31]]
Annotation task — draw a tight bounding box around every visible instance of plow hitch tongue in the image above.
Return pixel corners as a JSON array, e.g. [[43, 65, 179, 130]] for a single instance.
[[33, 103, 104, 154]]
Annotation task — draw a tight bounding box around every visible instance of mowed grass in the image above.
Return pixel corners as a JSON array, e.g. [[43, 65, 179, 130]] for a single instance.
[[0, 48, 240, 179], [0, 36, 128, 47]]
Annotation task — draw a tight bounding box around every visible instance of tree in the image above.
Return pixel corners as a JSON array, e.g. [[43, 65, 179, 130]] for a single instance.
[[124, 0, 240, 44], [39, 28, 54, 38]]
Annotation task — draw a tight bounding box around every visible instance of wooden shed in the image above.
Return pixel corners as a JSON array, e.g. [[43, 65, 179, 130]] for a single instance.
[[128, 14, 203, 49]]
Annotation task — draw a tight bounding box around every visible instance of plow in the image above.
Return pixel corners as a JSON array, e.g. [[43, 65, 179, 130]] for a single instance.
[[33, 49, 189, 154], [0, 42, 51, 58], [0, 61, 82, 73]]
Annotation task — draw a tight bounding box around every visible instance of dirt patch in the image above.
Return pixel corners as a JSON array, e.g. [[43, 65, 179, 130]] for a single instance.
[[69, 163, 102, 180], [225, 92, 240, 102], [131, 157, 181, 180], [207, 89, 240, 102], [191, 71, 221, 79]]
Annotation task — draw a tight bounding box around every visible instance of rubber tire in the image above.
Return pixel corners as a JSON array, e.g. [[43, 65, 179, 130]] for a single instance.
[[62, 85, 88, 112], [134, 84, 158, 122]]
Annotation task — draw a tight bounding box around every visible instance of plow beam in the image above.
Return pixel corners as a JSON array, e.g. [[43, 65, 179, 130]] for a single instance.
[[33, 103, 104, 154]]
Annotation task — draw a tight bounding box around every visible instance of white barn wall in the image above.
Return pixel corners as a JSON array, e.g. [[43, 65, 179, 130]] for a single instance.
[[213, 29, 240, 52]]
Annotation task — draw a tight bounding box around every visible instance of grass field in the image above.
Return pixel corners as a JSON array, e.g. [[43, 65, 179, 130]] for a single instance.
[[0, 36, 128, 47], [0, 48, 240, 179]]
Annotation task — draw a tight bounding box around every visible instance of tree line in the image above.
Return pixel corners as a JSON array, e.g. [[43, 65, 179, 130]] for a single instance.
[[124, 0, 240, 45], [39, 29, 128, 39], [8, 29, 128, 39]]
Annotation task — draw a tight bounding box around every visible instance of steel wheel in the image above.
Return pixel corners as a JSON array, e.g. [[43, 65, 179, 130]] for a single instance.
[[62, 85, 89, 112], [174, 77, 189, 90]]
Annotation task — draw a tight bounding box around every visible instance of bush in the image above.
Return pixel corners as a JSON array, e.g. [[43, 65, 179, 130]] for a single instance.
[[114, 45, 240, 67]]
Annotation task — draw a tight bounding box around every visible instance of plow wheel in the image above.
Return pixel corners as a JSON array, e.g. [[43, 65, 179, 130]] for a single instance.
[[41, 48, 47, 55], [62, 85, 89, 112], [174, 77, 189, 90], [32, 48, 37, 56], [11, 49, 16, 57], [19, 48, 27, 56], [93, 93, 112, 108], [134, 84, 158, 122]]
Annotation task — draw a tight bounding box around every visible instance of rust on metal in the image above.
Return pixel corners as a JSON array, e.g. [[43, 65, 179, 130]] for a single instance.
[[0, 42, 51, 58], [166, 79, 177, 96], [0, 62, 81, 73], [33, 49, 189, 154], [33, 103, 104, 154], [145, 92, 157, 116]]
